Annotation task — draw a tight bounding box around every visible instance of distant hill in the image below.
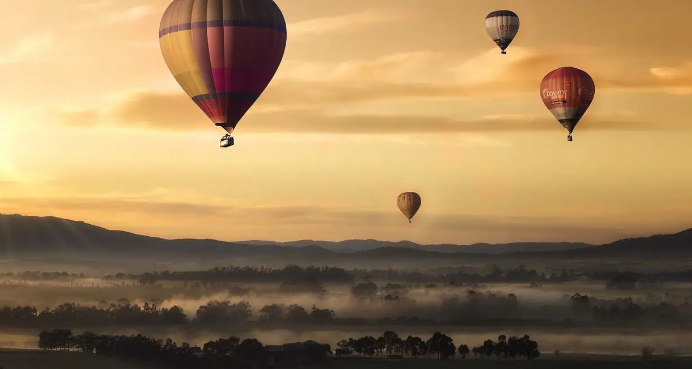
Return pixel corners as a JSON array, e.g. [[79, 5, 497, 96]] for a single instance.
[[0, 214, 690, 261], [239, 239, 593, 254], [558, 228, 692, 258], [0, 214, 331, 260]]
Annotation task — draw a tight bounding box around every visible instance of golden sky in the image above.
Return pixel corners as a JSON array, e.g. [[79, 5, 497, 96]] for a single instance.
[[1, 0, 692, 244]]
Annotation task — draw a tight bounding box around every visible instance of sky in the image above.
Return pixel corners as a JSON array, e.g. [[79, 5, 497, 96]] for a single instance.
[[1, 0, 692, 245]]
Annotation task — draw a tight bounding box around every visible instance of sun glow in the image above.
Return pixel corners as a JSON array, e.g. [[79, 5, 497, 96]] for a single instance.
[[0, 114, 17, 181]]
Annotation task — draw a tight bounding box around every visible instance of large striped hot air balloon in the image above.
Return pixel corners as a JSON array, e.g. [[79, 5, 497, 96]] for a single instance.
[[159, 0, 287, 148], [485, 10, 520, 55], [397, 192, 422, 223], [539, 67, 596, 142]]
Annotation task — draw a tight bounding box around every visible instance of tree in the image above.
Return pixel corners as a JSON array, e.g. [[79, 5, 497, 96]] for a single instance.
[[404, 335, 423, 358], [382, 330, 400, 356], [194, 300, 251, 324], [335, 339, 353, 356], [279, 276, 327, 295], [457, 344, 470, 359], [481, 339, 495, 359], [310, 305, 335, 325], [351, 283, 379, 299], [235, 338, 264, 360], [354, 336, 377, 357], [426, 332, 455, 360], [495, 334, 508, 359], [259, 304, 284, 324], [285, 305, 310, 324]]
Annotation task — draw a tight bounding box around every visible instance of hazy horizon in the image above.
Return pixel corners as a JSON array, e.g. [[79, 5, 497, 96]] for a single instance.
[[2, 212, 686, 247]]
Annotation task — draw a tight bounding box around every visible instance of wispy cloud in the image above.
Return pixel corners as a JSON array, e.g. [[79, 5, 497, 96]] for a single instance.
[[648, 62, 692, 94], [75, 0, 113, 10], [50, 89, 664, 135], [41, 47, 691, 135], [73, 5, 154, 30], [649, 62, 692, 80], [0, 33, 56, 65], [289, 9, 403, 37]]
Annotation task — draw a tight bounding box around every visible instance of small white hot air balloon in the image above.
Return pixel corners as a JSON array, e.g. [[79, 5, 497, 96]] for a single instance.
[[485, 10, 520, 54]]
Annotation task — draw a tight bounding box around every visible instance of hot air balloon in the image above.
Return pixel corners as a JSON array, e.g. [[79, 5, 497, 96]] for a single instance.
[[159, 0, 287, 148], [397, 192, 421, 223], [539, 67, 596, 142], [485, 10, 519, 54]]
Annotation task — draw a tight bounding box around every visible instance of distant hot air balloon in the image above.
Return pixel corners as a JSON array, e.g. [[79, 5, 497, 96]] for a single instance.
[[397, 192, 421, 223], [539, 67, 596, 142], [485, 10, 519, 54], [159, 0, 287, 148]]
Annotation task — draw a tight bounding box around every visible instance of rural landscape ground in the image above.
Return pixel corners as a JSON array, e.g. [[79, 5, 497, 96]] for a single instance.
[[1, 350, 691, 369], [0, 215, 691, 368]]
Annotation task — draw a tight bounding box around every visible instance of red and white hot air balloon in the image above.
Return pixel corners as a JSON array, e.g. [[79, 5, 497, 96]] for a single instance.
[[539, 67, 596, 142]]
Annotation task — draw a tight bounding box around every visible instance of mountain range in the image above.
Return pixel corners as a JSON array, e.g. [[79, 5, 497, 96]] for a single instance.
[[238, 239, 593, 254], [0, 213, 690, 261]]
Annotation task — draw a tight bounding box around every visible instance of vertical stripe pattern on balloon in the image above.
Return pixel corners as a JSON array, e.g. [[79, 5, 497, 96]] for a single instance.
[[159, 0, 287, 134]]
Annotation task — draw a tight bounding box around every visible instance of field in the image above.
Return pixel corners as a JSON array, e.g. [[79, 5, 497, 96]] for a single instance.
[[0, 350, 691, 369], [0, 349, 151, 369]]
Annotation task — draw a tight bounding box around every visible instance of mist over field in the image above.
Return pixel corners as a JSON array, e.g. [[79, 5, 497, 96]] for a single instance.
[[1, 280, 690, 321], [2, 217, 692, 369], [0, 258, 691, 357]]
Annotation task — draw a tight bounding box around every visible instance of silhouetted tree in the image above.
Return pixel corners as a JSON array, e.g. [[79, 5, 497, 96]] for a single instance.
[[458, 344, 470, 359]]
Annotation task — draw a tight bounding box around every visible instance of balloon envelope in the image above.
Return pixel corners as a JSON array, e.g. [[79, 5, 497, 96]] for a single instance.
[[539, 67, 595, 133], [485, 10, 519, 53], [397, 192, 422, 222], [159, 0, 287, 134]]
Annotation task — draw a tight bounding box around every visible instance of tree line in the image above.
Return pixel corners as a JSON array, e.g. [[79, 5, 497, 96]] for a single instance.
[[1, 290, 690, 328], [36, 328, 539, 369], [37, 329, 330, 369], [3, 266, 690, 285], [571, 293, 692, 326], [335, 330, 539, 360]]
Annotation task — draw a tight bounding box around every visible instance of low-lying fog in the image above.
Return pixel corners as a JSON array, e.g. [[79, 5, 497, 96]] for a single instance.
[[0, 279, 689, 315], [1, 257, 690, 357]]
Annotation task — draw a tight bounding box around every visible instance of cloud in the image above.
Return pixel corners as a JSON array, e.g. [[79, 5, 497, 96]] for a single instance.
[[277, 47, 565, 88], [289, 10, 403, 37], [43, 48, 691, 134], [0, 33, 57, 65], [0, 187, 376, 226], [75, 0, 113, 9], [44, 47, 572, 127], [51, 90, 667, 134], [648, 62, 692, 94], [73, 5, 154, 29], [649, 62, 692, 80]]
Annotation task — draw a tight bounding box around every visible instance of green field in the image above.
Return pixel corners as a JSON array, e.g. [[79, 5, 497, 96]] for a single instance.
[[1, 350, 691, 369]]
